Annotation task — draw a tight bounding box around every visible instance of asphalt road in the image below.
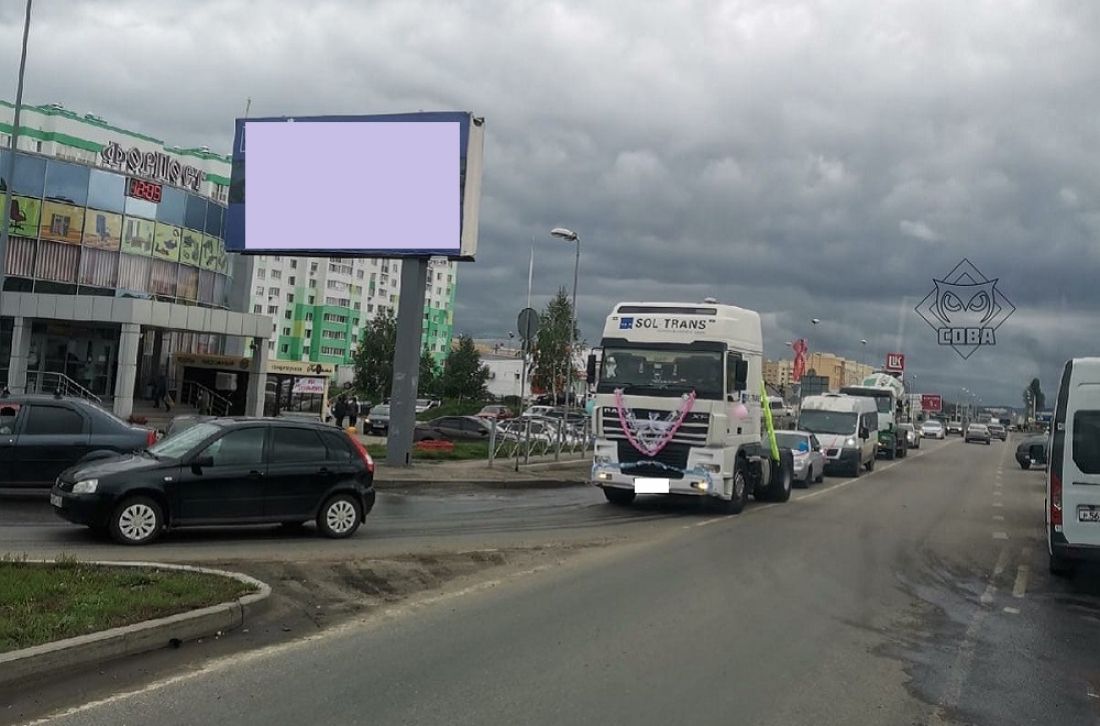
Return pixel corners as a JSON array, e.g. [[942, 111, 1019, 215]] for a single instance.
[[11, 436, 1100, 725]]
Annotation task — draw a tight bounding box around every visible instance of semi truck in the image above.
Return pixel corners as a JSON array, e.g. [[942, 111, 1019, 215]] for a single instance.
[[587, 301, 794, 513], [840, 371, 908, 459]]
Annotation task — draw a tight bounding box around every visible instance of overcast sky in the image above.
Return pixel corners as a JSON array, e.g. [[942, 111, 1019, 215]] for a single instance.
[[2, 0, 1097, 406]]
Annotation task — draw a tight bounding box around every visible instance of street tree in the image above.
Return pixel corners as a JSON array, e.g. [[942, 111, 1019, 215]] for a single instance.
[[419, 350, 440, 397], [531, 287, 580, 403], [352, 310, 397, 402], [440, 335, 490, 401]]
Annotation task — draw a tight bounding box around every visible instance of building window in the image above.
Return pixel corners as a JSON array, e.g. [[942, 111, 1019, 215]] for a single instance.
[[308, 279, 316, 288], [253, 304, 262, 314], [267, 305, 277, 314], [257, 269, 266, 279], [305, 328, 312, 338], [287, 293, 294, 303], [305, 313, 313, 322], [288, 276, 296, 285], [282, 327, 291, 336], [269, 287, 280, 297], [290, 259, 298, 269], [255, 285, 264, 296], [271, 269, 282, 280], [367, 304, 374, 313], [308, 296, 315, 304], [280, 344, 289, 354], [310, 262, 318, 273], [356, 269, 364, 279], [284, 310, 292, 320]]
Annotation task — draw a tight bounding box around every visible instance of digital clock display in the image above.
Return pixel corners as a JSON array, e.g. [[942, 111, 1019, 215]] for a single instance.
[[127, 178, 163, 204]]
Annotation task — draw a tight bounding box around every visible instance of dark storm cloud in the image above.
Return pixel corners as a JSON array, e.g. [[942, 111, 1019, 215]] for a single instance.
[[2, 0, 1097, 404]]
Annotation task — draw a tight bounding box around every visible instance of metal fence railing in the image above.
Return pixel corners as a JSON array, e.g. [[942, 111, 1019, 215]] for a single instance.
[[487, 415, 592, 468]]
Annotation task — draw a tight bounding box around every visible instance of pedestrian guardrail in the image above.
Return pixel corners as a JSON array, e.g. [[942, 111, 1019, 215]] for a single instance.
[[487, 415, 592, 469]]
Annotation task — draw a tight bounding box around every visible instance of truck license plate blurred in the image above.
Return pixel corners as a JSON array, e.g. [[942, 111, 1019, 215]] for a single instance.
[[1078, 507, 1100, 522], [50, 494, 63, 508], [634, 477, 670, 494]]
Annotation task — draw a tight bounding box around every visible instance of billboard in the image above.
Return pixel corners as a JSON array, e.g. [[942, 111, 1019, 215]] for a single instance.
[[885, 352, 905, 372], [225, 112, 484, 259], [921, 394, 942, 412]]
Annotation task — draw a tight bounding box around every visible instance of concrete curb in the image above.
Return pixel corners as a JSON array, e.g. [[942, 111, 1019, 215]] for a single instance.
[[374, 478, 589, 490], [0, 560, 271, 689]]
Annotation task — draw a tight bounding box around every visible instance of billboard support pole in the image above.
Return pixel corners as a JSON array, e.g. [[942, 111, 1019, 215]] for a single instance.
[[386, 257, 429, 467]]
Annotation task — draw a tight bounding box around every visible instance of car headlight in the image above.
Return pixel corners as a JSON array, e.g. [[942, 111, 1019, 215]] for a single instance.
[[72, 479, 99, 494], [845, 437, 857, 447]]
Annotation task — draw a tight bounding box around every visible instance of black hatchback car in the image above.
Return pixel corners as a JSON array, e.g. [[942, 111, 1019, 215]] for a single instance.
[[51, 418, 376, 545], [1, 394, 155, 489]]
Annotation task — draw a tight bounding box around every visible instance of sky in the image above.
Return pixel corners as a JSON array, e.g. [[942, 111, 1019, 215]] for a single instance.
[[1, 0, 1097, 407]]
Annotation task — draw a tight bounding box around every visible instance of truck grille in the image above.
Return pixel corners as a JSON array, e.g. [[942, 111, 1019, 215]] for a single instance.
[[601, 408, 709, 448], [616, 441, 691, 479]]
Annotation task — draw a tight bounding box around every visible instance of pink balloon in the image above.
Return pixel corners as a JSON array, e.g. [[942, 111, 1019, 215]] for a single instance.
[[732, 403, 749, 420]]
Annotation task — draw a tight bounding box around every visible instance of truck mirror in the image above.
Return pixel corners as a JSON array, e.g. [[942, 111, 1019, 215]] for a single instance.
[[734, 360, 749, 391], [586, 353, 597, 385], [859, 426, 870, 439]]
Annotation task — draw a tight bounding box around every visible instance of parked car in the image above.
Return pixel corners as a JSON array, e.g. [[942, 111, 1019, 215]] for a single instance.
[[476, 405, 514, 421], [1015, 434, 1048, 470], [964, 423, 991, 444], [414, 416, 492, 441], [0, 394, 155, 489], [521, 405, 556, 418], [366, 404, 390, 435], [987, 422, 1007, 441], [50, 418, 375, 545], [920, 419, 946, 439], [773, 431, 825, 486], [899, 423, 920, 449], [415, 399, 441, 414]]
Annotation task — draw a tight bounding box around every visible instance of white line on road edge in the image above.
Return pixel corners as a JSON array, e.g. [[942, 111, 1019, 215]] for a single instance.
[[1003, 607, 1020, 615], [993, 532, 1009, 540], [993, 515, 1005, 521], [993, 502, 1004, 508], [1013, 565, 1030, 598]]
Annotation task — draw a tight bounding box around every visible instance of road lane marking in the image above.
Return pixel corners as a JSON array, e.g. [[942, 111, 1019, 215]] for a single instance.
[[993, 532, 1009, 540], [993, 515, 1005, 521], [1012, 565, 1030, 598], [1004, 607, 1020, 615], [993, 502, 1004, 508], [993, 547, 1011, 576]]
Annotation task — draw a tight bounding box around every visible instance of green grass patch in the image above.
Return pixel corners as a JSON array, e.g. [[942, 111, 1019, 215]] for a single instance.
[[0, 557, 256, 653], [367, 439, 490, 461]]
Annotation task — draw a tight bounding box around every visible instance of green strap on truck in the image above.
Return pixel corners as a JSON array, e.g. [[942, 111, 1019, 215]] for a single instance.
[[761, 380, 780, 461]]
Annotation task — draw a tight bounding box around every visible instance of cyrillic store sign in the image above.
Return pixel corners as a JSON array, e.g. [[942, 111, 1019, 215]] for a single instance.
[[100, 141, 203, 192]]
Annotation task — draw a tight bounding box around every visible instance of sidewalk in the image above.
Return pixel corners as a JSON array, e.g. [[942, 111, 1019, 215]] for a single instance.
[[372, 453, 591, 489]]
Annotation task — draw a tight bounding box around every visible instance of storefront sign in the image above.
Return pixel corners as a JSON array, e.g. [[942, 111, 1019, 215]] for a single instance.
[[173, 352, 334, 377], [100, 141, 203, 192], [292, 377, 326, 394]]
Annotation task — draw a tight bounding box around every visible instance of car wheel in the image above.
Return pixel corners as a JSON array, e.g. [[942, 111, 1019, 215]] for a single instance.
[[603, 487, 636, 506], [1019, 460, 1031, 470], [317, 494, 362, 539], [109, 496, 164, 545], [814, 466, 824, 484]]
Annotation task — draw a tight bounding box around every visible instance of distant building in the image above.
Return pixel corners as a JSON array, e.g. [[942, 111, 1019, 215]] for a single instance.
[[763, 353, 874, 393]]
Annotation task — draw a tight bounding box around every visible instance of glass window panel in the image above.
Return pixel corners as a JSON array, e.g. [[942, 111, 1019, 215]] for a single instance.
[[118, 253, 151, 292], [82, 209, 122, 251], [79, 247, 119, 287], [204, 203, 224, 236], [150, 259, 177, 296], [39, 201, 84, 245], [34, 240, 79, 282], [198, 269, 215, 304], [86, 170, 125, 213], [44, 160, 89, 205], [124, 194, 157, 219], [5, 237, 36, 277], [156, 186, 186, 225], [213, 273, 227, 308], [5, 152, 46, 197], [177, 265, 199, 300], [8, 195, 41, 238], [121, 217, 155, 256], [184, 194, 206, 231]]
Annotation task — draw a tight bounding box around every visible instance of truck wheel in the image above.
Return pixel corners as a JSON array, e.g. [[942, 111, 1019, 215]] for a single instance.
[[759, 450, 793, 503], [885, 438, 896, 460], [719, 460, 748, 514], [1049, 552, 1074, 578], [898, 441, 907, 458], [603, 487, 636, 506]]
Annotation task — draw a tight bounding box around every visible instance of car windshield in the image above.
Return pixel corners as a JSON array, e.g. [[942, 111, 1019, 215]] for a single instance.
[[148, 422, 220, 458], [923, 421, 942, 428], [774, 432, 811, 451], [597, 346, 723, 399], [799, 410, 858, 435]]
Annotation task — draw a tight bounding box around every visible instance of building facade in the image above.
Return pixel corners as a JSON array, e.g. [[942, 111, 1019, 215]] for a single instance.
[[763, 353, 874, 393], [0, 100, 278, 418]]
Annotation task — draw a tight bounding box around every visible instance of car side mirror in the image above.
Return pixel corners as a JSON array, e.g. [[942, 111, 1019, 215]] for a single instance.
[[733, 360, 749, 391], [859, 427, 870, 439], [586, 353, 597, 385], [191, 454, 214, 471]]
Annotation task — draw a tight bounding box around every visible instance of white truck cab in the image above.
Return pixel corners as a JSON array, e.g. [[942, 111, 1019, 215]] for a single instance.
[[588, 301, 793, 513], [797, 394, 878, 477], [1048, 357, 1100, 576]]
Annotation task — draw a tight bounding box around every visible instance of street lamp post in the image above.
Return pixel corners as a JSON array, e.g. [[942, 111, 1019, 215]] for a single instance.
[[550, 227, 580, 411], [0, 0, 34, 299]]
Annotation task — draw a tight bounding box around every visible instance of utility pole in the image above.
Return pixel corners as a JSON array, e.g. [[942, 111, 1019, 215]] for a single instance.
[[0, 0, 34, 298]]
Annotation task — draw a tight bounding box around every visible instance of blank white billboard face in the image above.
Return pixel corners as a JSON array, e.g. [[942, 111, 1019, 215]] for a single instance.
[[241, 120, 460, 253]]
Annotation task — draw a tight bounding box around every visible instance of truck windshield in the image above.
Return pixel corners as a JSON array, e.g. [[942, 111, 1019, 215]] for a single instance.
[[799, 410, 858, 435], [840, 388, 893, 413], [598, 346, 723, 399]]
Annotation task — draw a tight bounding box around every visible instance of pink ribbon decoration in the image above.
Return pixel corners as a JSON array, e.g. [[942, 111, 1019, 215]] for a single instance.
[[614, 387, 697, 457]]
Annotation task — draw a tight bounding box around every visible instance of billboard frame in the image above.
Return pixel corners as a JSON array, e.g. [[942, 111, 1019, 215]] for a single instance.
[[224, 111, 484, 260]]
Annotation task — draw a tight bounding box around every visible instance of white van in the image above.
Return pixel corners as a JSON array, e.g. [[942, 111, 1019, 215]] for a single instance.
[[1047, 357, 1100, 576], [798, 394, 878, 477]]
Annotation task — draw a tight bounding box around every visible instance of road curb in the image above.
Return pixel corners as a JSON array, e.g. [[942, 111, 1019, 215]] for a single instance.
[[0, 560, 271, 689], [374, 477, 588, 490]]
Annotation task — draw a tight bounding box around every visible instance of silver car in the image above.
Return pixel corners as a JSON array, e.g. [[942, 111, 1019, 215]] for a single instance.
[[899, 423, 920, 450], [965, 423, 991, 445], [774, 430, 825, 487]]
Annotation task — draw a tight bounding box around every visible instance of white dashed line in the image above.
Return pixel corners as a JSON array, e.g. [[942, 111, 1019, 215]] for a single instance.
[[1003, 607, 1020, 615], [993, 515, 1005, 521], [993, 532, 1009, 540], [993, 502, 1004, 508], [1012, 565, 1030, 598]]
